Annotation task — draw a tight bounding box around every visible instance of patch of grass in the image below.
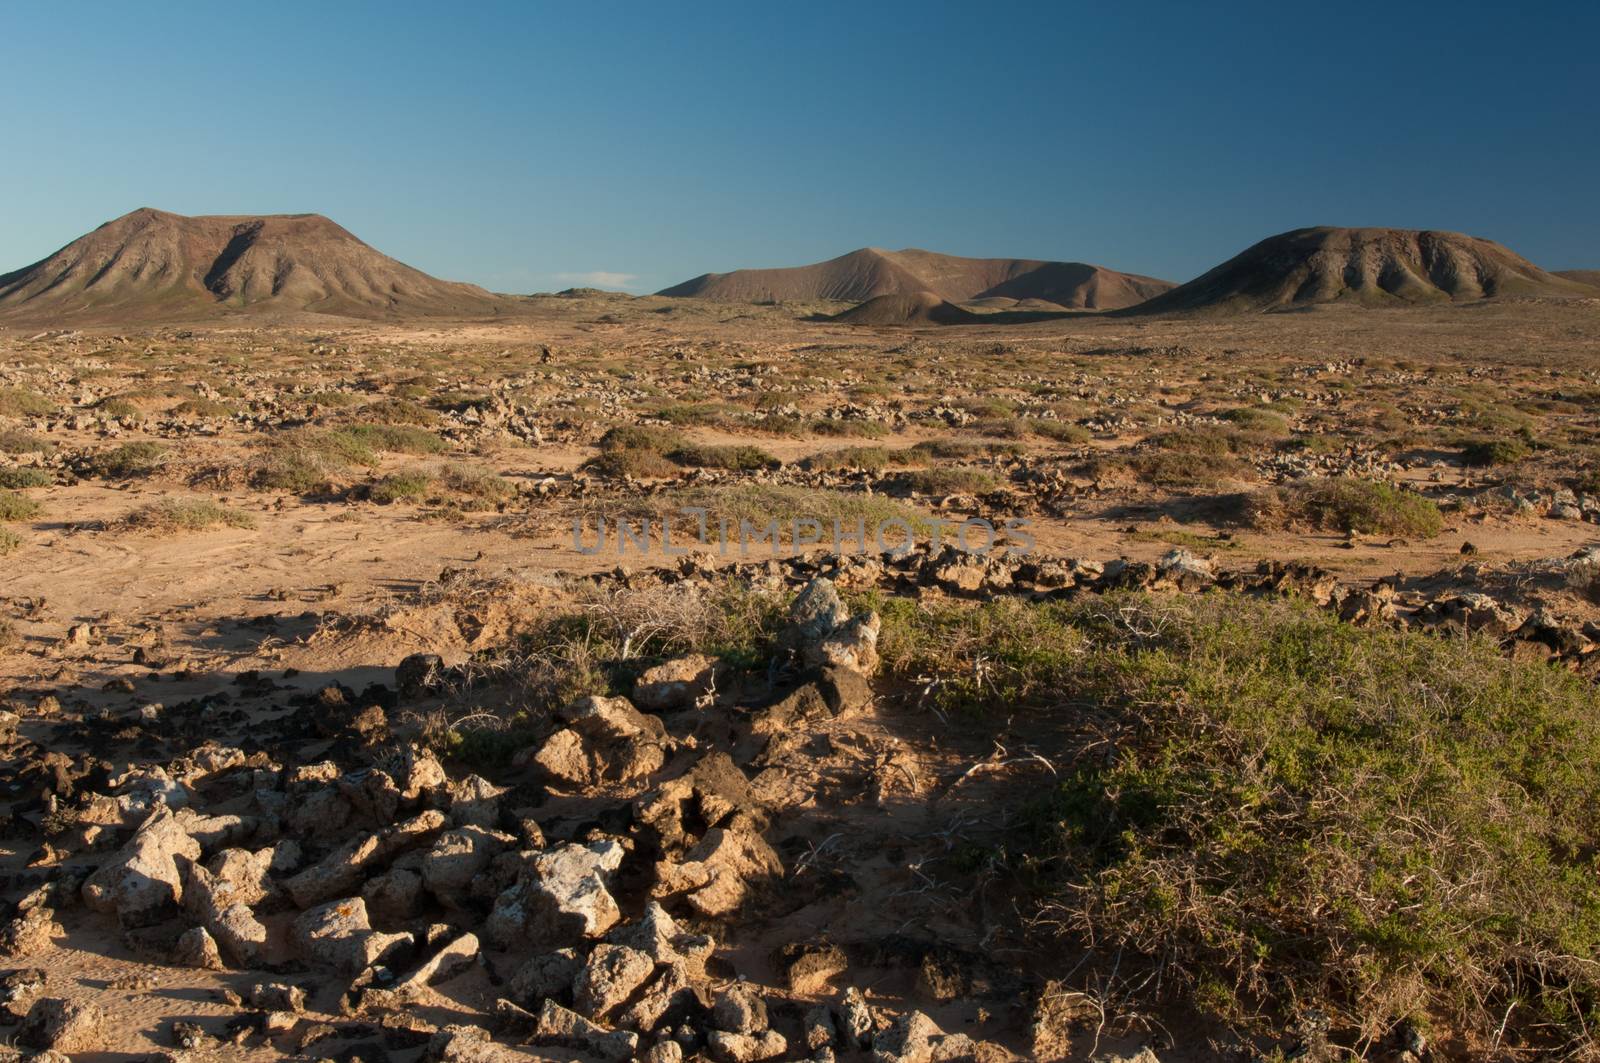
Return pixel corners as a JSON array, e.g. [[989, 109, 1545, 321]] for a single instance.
[[872, 590, 1600, 1050], [0, 490, 41, 521], [1247, 476, 1443, 538], [118, 498, 255, 532], [251, 431, 376, 493], [440, 463, 513, 501], [598, 425, 688, 453], [810, 419, 891, 439], [1119, 451, 1248, 488], [667, 443, 780, 471], [94, 397, 142, 419], [654, 403, 734, 427], [801, 446, 893, 473], [83, 441, 168, 479], [369, 470, 436, 504], [1218, 406, 1291, 434], [0, 527, 19, 555], [904, 439, 1021, 462], [333, 424, 449, 456], [898, 467, 999, 495], [0, 388, 56, 418], [0, 468, 52, 489], [1026, 419, 1092, 444], [358, 398, 440, 425], [636, 483, 932, 540], [171, 397, 237, 418], [587, 448, 679, 479], [1460, 437, 1530, 467], [0, 430, 50, 455]]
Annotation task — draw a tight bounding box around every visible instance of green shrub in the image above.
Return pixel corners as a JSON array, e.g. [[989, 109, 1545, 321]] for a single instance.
[[0, 388, 56, 418], [1026, 419, 1091, 444], [0, 430, 49, 455], [1460, 438, 1530, 467], [369, 470, 436, 504], [801, 446, 893, 473], [0, 468, 51, 489], [810, 419, 891, 439], [119, 498, 255, 532], [333, 424, 448, 456], [0, 490, 41, 521], [0, 527, 20, 556], [598, 425, 687, 453], [441, 464, 513, 501], [83, 441, 168, 479], [1248, 476, 1442, 537], [667, 444, 780, 471], [899, 467, 998, 495]]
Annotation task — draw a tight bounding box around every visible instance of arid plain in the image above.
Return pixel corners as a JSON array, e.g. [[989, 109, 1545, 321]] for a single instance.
[[3, 211, 1600, 1063]]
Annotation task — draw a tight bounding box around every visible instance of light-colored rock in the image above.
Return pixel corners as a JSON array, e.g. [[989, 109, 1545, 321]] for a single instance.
[[290, 897, 411, 975], [81, 806, 200, 927], [532, 999, 639, 1061], [707, 1029, 788, 1062], [172, 926, 224, 970], [633, 654, 720, 711], [485, 840, 624, 948], [573, 943, 655, 1019]]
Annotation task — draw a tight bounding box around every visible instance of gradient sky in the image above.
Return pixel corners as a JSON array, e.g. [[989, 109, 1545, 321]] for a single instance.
[[2, 2, 1596, 293]]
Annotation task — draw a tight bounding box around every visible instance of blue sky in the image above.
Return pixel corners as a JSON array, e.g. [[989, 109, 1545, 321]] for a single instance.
[[2, 2, 1595, 293]]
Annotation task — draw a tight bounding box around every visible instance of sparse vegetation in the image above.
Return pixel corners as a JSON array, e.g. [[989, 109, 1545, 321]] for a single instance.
[[872, 590, 1600, 1048], [118, 498, 256, 532], [0, 490, 43, 521], [83, 441, 169, 479], [1247, 476, 1443, 537], [0, 467, 52, 489]]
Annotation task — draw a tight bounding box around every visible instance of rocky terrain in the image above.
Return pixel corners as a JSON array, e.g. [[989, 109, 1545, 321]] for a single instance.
[[4, 296, 1600, 1060]]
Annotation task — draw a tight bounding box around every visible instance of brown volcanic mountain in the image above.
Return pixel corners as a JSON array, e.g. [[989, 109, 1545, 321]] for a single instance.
[[1127, 227, 1594, 315], [830, 291, 982, 326], [658, 247, 1173, 310], [0, 208, 505, 321]]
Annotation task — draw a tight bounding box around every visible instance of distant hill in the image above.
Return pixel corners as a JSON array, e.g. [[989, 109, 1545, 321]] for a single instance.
[[0, 207, 506, 321], [1125, 227, 1594, 315], [1555, 270, 1600, 289], [829, 291, 982, 325], [659, 247, 1173, 310]]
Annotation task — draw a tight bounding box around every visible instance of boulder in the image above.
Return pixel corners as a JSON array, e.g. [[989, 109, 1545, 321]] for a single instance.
[[172, 926, 224, 970], [81, 806, 200, 927], [532, 999, 639, 1061], [572, 943, 654, 1019], [531, 696, 671, 788], [17, 998, 105, 1053], [633, 654, 720, 711], [290, 897, 411, 975], [484, 840, 624, 948], [653, 826, 782, 916]]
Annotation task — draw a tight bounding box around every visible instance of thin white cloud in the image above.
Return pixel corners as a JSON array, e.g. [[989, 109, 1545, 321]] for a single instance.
[[551, 270, 641, 291]]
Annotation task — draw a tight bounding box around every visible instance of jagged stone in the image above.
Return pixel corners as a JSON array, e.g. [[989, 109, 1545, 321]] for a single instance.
[[290, 896, 411, 975], [707, 1029, 788, 1062], [530, 696, 671, 788], [171, 926, 224, 970], [572, 943, 654, 1019], [634, 654, 721, 711], [484, 840, 624, 947], [17, 997, 104, 1053], [531, 999, 639, 1061], [81, 806, 201, 927], [653, 826, 782, 916]]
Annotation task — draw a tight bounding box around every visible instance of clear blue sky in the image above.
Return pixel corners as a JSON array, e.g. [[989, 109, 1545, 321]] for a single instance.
[[2, 2, 1595, 293]]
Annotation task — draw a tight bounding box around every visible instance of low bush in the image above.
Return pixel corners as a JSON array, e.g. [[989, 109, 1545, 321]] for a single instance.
[[1247, 476, 1442, 538]]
